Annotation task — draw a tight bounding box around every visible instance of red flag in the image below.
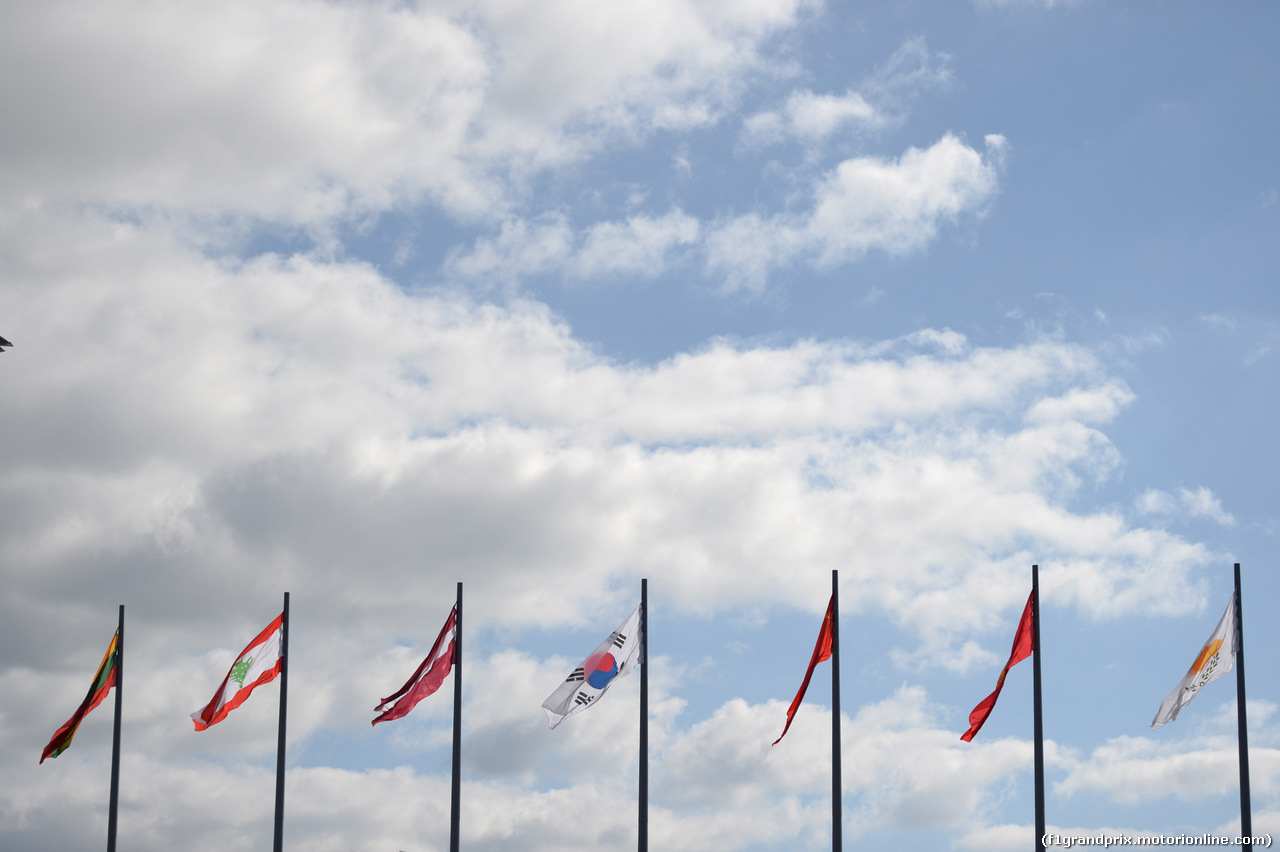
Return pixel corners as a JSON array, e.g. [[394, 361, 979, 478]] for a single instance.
[[773, 595, 834, 746], [961, 589, 1035, 742], [373, 605, 457, 726]]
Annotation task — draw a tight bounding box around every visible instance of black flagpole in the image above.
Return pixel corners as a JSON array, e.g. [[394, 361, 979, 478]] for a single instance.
[[1032, 566, 1045, 852], [831, 570, 842, 852], [451, 582, 463, 852], [1234, 563, 1252, 841], [639, 578, 648, 852], [107, 604, 123, 852], [273, 592, 289, 852]]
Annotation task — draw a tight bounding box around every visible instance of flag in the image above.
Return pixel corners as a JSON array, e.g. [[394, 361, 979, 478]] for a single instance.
[[1151, 592, 1236, 729], [192, 613, 284, 731], [41, 630, 119, 763], [543, 604, 641, 729], [373, 605, 457, 726], [962, 589, 1035, 742], [773, 595, 834, 746]]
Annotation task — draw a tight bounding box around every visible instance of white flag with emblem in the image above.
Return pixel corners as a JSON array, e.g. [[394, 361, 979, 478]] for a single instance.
[[542, 604, 641, 729], [1151, 592, 1236, 729]]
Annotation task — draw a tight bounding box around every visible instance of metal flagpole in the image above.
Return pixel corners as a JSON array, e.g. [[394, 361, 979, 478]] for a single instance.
[[639, 578, 648, 852], [451, 582, 463, 852], [107, 604, 123, 852], [831, 570, 842, 852], [1032, 566, 1045, 852], [273, 592, 290, 852], [1234, 563, 1252, 840]]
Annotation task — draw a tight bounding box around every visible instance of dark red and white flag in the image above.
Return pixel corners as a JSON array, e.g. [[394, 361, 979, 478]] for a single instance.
[[372, 605, 457, 726]]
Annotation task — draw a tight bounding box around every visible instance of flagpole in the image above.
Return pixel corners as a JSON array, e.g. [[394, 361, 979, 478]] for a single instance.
[[1032, 565, 1045, 852], [273, 592, 289, 852], [639, 578, 648, 852], [831, 569, 842, 852], [107, 604, 123, 852], [451, 582, 463, 852], [1234, 563, 1252, 840]]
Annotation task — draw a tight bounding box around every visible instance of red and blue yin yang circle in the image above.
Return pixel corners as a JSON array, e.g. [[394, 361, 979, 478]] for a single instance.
[[585, 651, 619, 689]]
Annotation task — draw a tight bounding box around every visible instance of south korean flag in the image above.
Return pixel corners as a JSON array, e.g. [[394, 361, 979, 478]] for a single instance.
[[541, 604, 642, 729]]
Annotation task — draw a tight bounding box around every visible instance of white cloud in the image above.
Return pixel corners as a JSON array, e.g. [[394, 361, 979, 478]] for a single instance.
[[743, 90, 884, 147], [572, 211, 702, 278], [0, 0, 814, 226], [1025, 383, 1135, 426], [741, 38, 952, 149], [0, 209, 1219, 673], [706, 134, 1007, 292], [449, 132, 1006, 290], [445, 215, 577, 285], [1137, 487, 1236, 527], [1056, 702, 1280, 806], [449, 209, 702, 285]]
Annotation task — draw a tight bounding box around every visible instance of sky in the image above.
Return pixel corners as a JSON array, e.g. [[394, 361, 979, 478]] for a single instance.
[[1, 1, 1279, 850]]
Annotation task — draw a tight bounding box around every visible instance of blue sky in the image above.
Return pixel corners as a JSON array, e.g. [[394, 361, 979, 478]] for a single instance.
[[2, 1, 1279, 850]]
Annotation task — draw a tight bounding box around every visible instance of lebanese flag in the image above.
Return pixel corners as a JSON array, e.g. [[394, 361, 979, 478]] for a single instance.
[[372, 605, 457, 726], [961, 589, 1035, 742], [772, 595, 834, 746], [192, 614, 284, 731], [41, 630, 119, 763]]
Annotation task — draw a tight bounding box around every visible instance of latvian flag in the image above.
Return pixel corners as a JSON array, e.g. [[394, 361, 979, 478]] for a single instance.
[[41, 630, 119, 763], [373, 605, 457, 725], [192, 614, 284, 731], [542, 604, 641, 729]]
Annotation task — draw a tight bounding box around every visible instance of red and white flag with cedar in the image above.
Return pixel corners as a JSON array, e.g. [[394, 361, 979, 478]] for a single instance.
[[192, 614, 284, 731], [372, 605, 457, 725], [962, 589, 1035, 742]]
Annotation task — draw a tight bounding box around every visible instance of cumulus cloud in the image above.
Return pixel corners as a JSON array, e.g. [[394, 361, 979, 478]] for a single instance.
[[448, 209, 701, 285], [706, 134, 1008, 292], [0, 0, 813, 225], [1136, 487, 1236, 527], [0, 207, 1219, 653], [454, 132, 1009, 292], [741, 37, 952, 149], [742, 89, 885, 148], [1056, 700, 1280, 807]]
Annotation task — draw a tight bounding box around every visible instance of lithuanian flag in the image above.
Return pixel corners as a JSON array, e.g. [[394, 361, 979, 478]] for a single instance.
[[41, 631, 119, 763]]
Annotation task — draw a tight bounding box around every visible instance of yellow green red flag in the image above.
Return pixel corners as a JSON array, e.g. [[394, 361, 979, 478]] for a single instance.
[[41, 631, 119, 763]]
